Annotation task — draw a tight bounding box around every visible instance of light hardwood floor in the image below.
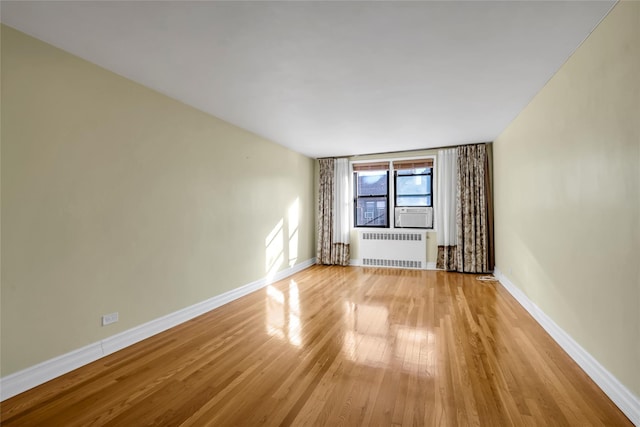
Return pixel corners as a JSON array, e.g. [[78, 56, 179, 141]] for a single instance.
[[1, 266, 632, 426]]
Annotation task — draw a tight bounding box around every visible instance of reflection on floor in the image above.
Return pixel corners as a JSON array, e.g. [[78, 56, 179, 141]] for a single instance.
[[1, 265, 632, 426]]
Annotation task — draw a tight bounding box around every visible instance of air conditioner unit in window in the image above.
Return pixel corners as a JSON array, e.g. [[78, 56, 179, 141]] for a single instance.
[[395, 207, 433, 229]]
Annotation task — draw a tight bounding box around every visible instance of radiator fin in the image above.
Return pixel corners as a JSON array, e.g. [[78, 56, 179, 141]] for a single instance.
[[362, 258, 422, 269], [362, 232, 423, 241]]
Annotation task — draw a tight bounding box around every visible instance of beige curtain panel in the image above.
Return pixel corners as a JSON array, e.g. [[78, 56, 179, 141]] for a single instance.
[[317, 158, 334, 265], [455, 144, 494, 273], [317, 158, 351, 266]]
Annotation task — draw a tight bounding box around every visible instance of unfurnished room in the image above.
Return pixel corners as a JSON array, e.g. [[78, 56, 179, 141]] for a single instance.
[[0, 1, 638, 425]]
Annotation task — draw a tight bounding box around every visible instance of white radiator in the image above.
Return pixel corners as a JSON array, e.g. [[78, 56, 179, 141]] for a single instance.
[[359, 230, 427, 270]]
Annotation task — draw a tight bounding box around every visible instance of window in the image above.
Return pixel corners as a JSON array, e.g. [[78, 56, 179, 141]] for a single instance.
[[352, 158, 433, 229], [353, 162, 389, 227], [393, 159, 433, 208]]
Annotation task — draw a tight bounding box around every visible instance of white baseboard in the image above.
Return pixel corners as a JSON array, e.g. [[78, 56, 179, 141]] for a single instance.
[[493, 268, 640, 426], [0, 258, 316, 401], [426, 262, 437, 270]]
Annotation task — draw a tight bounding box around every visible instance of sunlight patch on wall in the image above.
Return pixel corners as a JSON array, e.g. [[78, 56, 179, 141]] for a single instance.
[[265, 218, 284, 283], [288, 198, 299, 267]]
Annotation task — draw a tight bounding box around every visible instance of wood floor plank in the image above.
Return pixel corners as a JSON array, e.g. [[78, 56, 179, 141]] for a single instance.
[[1, 266, 633, 426]]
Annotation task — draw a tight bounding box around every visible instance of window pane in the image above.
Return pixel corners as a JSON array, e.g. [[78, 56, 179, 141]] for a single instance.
[[355, 197, 387, 227], [396, 196, 428, 207], [357, 171, 387, 196], [396, 175, 427, 196]]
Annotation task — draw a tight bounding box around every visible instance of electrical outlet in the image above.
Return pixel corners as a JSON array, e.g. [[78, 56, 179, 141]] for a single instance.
[[102, 312, 119, 326]]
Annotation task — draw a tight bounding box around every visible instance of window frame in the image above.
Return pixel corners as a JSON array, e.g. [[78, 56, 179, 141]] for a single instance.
[[394, 167, 433, 208], [351, 156, 435, 230], [353, 169, 390, 228]]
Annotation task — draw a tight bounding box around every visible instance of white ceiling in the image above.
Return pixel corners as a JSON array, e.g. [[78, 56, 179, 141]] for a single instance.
[[1, 1, 615, 158]]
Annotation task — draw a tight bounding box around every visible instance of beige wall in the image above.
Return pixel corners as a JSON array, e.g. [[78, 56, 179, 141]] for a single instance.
[[494, 1, 639, 397], [0, 26, 315, 376]]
